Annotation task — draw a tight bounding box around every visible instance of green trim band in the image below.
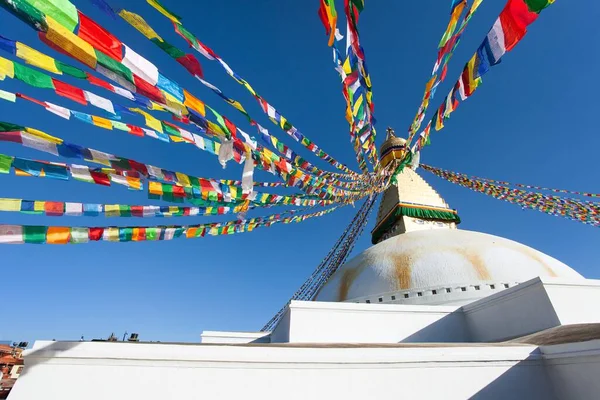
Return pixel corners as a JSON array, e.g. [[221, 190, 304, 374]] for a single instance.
[[371, 204, 461, 244]]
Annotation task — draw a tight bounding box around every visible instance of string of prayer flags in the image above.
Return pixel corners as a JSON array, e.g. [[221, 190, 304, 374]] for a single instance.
[[133, 0, 360, 177], [2, 0, 366, 193], [0, 206, 340, 245], [0, 119, 361, 203], [0, 197, 244, 218], [408, 0, 486, 144], [422, 164, 599, 227], [318, 0, 339, 46], [417, 0, 554, 146]]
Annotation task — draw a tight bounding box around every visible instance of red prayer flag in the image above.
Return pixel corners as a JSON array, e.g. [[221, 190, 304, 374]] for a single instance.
[[318, 0, 332, 35], [172, 185, 185, 197], [52, 79, 87, 105], [88, 227, 104, 241], [0, 131, 24, 144], [499, 0, 539, 51], [176, 54, 203, 78], [89, 170, 111, 186], [130, 206, 144, 217], [127, 124, 144, 137], [77, 11, 123, 61], [133, 74, 164, 103], [44, 201, 64, 216], [86, 73, 114, 91], [440, 64, 449, 81]]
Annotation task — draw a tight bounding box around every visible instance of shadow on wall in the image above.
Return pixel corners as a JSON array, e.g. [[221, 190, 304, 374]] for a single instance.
[[15, 341, 82, 379], [400, 309, 472, 343], [469, 354, 558, 400]]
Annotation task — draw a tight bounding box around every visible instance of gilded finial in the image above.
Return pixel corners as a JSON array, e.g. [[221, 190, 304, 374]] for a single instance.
[[385, 127, 396, 140]]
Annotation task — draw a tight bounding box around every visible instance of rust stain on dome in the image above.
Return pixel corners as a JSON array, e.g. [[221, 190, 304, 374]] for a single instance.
[[390, 252, 413, 290], [454, 248, 492, 280], [338, 267, 364, 301]]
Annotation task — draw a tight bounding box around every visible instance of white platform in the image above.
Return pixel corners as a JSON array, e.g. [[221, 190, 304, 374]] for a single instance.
[[9, 277, 600, 400]]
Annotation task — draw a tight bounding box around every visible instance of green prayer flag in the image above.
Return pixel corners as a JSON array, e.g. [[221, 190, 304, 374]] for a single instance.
[[175, 24, 198, 47], [0, 154, 14, 173], [56, 61, 87, 79], [23, 0, 78, 31], [119, 205, 131, 217], [95, 50, 134, 84], [0, 0, 48, 31], [151, 38, 185, 59], [0, 121, 26, 132], [23, 225, 47, 244], [119, 227, 133, 241], [146, 227, 160, 240], [13, 63, 54, 89], [161, 122, 180, 137], [111, 121, 129, 131], [524, 0, 553, 13]]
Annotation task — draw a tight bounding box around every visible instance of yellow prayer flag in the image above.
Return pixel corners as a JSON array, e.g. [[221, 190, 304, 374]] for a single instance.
[[119, 10, 162, 41], [145, 115, 163, 132], [242, 82, 256, 96], [170, 135, 185, 142], [342, 57, 352, 75], [105, 204, 120, 216], [279, 116, 288, 130], [25, 127, 63, 144], [45, 16, 97, 68], [0, 57, 15, 79], [104, 227, 120, 242], [207, 121, 226, 137], [148, 181, 163, 195], [229, 99, 247, 114], [352, 95, 364, 117], [147, 0, 181, 23], [16, 42, 61, 74], [92, 116, 114, 130], [34, 201, 45, 212], [126, 176, 141, 190], [175, 172, 191, 187], [183, 90, 205, 116], [0, 198, 21, 212]]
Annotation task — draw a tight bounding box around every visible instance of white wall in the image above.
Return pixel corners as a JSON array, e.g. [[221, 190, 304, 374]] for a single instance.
[[464, 277, 600, 343], [463, 278, 561, 342], [200, 331, 270, 344], [541, 339, 600, 400], [272, 300, 470, 343], [542, 278, 600, 325], [10, 340, 557, 400]]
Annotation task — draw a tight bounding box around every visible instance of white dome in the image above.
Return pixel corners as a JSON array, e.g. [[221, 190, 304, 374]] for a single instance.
[[315, 229, 582, 303]]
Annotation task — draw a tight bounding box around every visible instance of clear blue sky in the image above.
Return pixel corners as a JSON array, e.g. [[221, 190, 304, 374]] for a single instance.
[[1, 0, 598, 344]]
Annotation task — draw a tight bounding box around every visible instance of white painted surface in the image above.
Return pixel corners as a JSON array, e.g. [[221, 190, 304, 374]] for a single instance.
[[200, 331, 270, 344], [541, 339, 600, 400], [10, 341, 557, 400], [543, 278, 600, 325], [272, 300, 469, 343], [316, 230, 582, 303], [464, 277, 600, 342], [464, 277, 561, 342]]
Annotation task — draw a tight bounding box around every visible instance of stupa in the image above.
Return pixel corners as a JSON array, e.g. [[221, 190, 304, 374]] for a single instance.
[[315, 129, 582, 306], [9, 132, 600, 400]]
